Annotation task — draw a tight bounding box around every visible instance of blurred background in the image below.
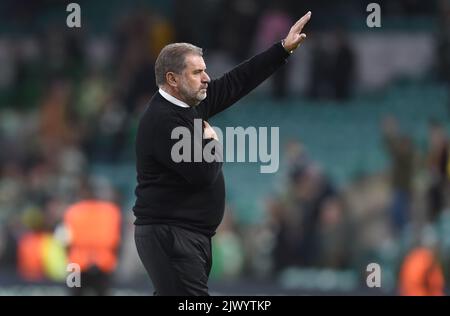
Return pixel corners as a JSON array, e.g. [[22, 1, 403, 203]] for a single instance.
[[0, 0, 449, 295]]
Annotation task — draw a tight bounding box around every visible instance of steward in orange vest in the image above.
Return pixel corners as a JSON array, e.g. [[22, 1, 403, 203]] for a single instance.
[[64, 198, 121, 295]]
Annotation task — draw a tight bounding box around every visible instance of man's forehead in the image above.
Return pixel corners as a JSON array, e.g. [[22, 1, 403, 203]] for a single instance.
[[184, 54, 206, 69]]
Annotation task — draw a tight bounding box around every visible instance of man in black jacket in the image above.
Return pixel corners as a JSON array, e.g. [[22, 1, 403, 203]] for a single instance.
[[133, 11, 311, 296]]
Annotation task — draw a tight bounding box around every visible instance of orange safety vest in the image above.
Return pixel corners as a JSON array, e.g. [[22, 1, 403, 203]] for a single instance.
[[399, 247, 444, 296], [64, 200, 121, 273], [17, 232, 47, 281]]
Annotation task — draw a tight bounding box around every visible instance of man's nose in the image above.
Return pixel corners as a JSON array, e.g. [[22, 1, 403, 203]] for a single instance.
[[202, 72, 210, 83]]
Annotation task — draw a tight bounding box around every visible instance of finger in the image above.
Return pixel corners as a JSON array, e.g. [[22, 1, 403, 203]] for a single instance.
[[292, 11, 311, 33], [295, 11, 311, 31]]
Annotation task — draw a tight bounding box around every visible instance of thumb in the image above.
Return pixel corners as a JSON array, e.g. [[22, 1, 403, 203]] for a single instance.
[[296, 33, 307, 44], [292, 33, 307, 49]]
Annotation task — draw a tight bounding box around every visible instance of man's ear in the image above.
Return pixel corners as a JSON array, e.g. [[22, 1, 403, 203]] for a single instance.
[[166, 72, 177, 87]]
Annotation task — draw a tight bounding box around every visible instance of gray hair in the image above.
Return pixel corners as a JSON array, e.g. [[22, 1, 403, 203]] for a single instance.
[[155, 43, 203, 87]]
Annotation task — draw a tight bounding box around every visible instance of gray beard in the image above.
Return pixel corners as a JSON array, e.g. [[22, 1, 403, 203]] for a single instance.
[[179, 87, 205, 107]]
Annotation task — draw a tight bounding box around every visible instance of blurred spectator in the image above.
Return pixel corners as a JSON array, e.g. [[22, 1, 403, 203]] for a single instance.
[[426, 120, 450, 223], [76, 68, 110, 126], [308, 34, 335, 100], [210, 207, 245, 280], [284, 140, 310, 174], [40, 28, 85, 82], [110, 10, 171, 162], [0, 161, 26, 217], [174, 0, 212, 46], [273, 140, 310, 195], [86, 98, 128, 163], [62, 180, 122, 296], [398, 225, 445, 296], [331, 29, 355, 101], [254, 3, 294, 99], [149, 13, 175, 61], [268, 148, 338, 273], [16, 204, 67, 282], [316, 195, 354, 268], [437, 0, 450, 83], [216, 0, 260, 61], [17, 207, 46, 281], [290, 164, 336, 267], [309, 30, 356, 101], [114, 10, 158, 114], [39, 78, 74, 150], [381, 115, 416, 234], [0, 217, 20, 274], [266, 195, 297, 273]]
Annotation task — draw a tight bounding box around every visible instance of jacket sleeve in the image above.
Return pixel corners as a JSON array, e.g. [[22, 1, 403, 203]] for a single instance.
[[198, 42, 290, 119]]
